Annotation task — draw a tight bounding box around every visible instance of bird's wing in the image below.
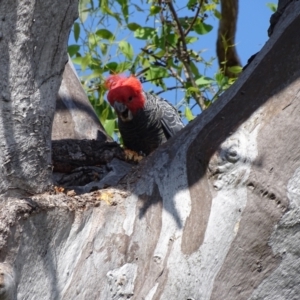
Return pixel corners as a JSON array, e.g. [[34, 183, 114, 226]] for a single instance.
[[159, 98, 184, 138], [143, 92, 184, 138]]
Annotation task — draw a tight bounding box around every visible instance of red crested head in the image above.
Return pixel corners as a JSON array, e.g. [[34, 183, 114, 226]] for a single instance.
[[105, 75, 145, 115]]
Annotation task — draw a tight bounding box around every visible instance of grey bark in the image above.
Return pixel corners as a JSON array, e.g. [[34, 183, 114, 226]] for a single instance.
[[1, 1, 300, 300], [53, 59, 110, 142], [52, 139, 125, 173], [0, 0, 78, 196]]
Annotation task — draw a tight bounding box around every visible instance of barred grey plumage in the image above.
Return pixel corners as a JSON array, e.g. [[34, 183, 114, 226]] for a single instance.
[[118, 92, 184, 155]]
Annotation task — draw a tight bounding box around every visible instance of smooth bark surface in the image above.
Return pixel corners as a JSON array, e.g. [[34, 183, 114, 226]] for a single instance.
[[1, 1, 300, 300], [53, 60, 109, 142], [0, 0, 78, 196]]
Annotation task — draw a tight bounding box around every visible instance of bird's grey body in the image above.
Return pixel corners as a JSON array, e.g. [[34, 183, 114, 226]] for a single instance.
[[118, 92, 184, 155]]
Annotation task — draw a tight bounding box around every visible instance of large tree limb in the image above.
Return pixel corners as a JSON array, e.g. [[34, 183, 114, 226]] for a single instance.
[[0, 0, 78, 196]]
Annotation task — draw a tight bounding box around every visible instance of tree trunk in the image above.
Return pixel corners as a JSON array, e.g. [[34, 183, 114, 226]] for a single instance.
[[0, 0, 78, 196], [217, 0, 241, 77], [1, 1, 300, 300]]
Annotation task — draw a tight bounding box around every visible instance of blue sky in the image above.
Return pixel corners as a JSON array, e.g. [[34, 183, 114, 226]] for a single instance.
[[233, 1, 272, 65], [172, 1, 272, 75]]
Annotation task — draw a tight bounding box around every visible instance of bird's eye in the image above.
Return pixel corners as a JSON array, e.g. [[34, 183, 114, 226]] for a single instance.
[[128, 96, 133, 102]]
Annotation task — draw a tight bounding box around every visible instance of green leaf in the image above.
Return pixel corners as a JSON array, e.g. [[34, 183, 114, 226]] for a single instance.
[[185, 36, 198, 44], [105, 104, 117, 119], [213, 9, 222, 19], [194, 23, 213, 35], [154, 49, 166, 59], [266, 3, 277, 12], [134, 27, 156, 40], [150, 5, 161, 15], [104, 119, 116, 137], [79, 0, 90, 23], [178, 17, 194, 30], [99, 104, 110, 123], [73, 22, 80, 42], [187, 0, 197, 9], [96, 29, 115, 41], [184, 107, 195, 121], [89, 57, 102, 68], [84, 69, 103, 81], [228, 65, 243, 74], [104, 62, 118, 73], [68, 45, 80, 57], [190, 61, 200, 77], [88, 33, 99, 49], [166, 33, 177, 46], [81, 54, 91, 71], [116, 0, 129, 23], [100, 0, 121, 23], [116, 61, 132, 73], [204, 3, 217, 11], [195, 76, 214, 86], [137, 55, 151, 68], [118, 41, 134, 60], [145, 66, 169, 81], [79, 9, 90, 23], [127, 23, 141, 31], [99, 43, 108, 55], [72, 56, 83, 66], [215, 72, 225, 85], [204, 99, 212, 108], [187, 87, 200, 94]]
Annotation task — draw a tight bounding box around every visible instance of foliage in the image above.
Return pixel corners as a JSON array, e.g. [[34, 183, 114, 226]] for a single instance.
[[266, 2, 277, 12], [69, 0, 240, 139]]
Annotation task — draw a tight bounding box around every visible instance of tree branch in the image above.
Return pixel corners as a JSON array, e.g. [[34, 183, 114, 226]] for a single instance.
[[156, 85, 184, 95], [216, 0, 241, 78], [165, 0, 205, 109], [184, 0, 204, 36]]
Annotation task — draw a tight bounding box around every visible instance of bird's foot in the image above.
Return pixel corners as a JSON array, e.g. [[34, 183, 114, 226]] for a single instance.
[[124, 149, 145, 162]]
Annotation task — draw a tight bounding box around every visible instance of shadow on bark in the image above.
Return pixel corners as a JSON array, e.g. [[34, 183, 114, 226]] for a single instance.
[[135, 10, 300, 229]]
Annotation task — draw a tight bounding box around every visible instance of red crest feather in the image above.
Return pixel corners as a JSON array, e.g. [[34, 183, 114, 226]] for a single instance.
[[105, 75, 142, 92], [105, 75, 145, 112]]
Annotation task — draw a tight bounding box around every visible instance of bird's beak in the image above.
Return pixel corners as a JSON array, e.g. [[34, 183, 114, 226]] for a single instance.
[[113, 101, 133, 121], [114, 101, 127, 113]]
